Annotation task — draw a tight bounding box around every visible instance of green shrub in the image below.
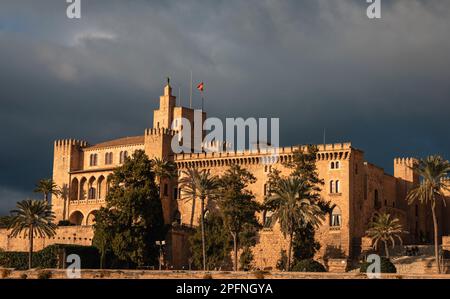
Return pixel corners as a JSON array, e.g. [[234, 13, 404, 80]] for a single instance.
[[253, 270, 268, 279], [202, 273, 213, 279], [360, 257, 396, 274], [291, 259, 326, 272], [37, 270, 52, 279], [0, 244, 100, 270], [1, 268, 12, 278], [58, 220, 73, 226]]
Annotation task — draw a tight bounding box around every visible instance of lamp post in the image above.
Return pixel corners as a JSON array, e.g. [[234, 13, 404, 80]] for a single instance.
[[155, 240, 166, 270]]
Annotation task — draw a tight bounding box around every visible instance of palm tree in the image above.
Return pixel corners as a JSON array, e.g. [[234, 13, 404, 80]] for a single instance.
[[179, 168, 219, 271], [406, 155, 450, 273], [179, 168, 199, 227], [366, 213, 404, 258], [265, 177, 324, 271], [34, 178, 61, 205], [152, 157, 177, 187], [7, 200, 57, 269]]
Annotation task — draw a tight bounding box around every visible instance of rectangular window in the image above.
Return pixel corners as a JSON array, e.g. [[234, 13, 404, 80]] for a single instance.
[[173, 187, 178, 200]]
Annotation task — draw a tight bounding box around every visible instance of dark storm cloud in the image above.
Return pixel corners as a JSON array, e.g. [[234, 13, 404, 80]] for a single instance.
[[1, 0, 450, 214]]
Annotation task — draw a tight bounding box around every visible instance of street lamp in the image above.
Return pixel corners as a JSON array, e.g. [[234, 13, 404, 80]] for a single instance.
[[155, 240, 166, 270]]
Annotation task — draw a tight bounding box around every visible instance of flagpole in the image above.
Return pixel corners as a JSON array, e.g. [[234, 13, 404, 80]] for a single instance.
[[189, 70, 193, 109]]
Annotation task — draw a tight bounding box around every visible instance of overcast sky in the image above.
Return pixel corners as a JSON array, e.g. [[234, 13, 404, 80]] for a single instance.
[[1, 0, 449, 214]]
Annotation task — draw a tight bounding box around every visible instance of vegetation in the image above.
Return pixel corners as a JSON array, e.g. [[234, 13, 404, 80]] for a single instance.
[[6, 200, 57, 269], [152, 157, 177, 189], [0, 244, 99, 270], [265, 146, 329, 269], [366, 213, 404, 258], [37, 270, 52, 279], [360, 256, 397, 274], [276, 250, 288, 271], [406, 155, 450, 273], [265, 177, 324, 271], [180, 168, 219, 271], [217, 164, 261, 271], [189, 212, 231, 270], [33, 178, 61, 205], [291, 259, 326, 272], [93, 150, 165, 268]]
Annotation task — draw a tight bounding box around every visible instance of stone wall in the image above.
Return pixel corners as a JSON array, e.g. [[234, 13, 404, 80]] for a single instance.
[[0, 226, 94, 252]]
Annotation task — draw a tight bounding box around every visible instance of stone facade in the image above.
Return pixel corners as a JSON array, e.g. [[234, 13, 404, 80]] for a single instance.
[[2, 83, 450, 270]]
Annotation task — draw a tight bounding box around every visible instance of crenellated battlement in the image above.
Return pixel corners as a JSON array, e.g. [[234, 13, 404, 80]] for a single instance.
[[54, 139, 88, 148], [144, 128, 177, 136], [316, 142, 352, 151], [394, 157, 417, 166]]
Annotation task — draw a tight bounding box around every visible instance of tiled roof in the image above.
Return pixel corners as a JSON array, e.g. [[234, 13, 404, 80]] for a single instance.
[[86, 136, 144, 149]]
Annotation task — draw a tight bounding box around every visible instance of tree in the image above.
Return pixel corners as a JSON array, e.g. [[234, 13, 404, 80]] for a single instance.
[[179, 168, 198, 227], [366, 213, 404, 258], [406, 155, 450, 273], [189, 212, 231, 270], [265, 177, 324, 271], [34, 178, 61, 205], [93, 150, 165, 268], [7, 200, 57, 269], [152, 157, 177, 188], [266, 146, 329, 263], [217, 164, 261, 271], [180, 168, 219, 271]]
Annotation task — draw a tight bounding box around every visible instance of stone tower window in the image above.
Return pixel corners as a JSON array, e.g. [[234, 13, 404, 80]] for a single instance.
[[119, 151, 129, 164], [330, 180, 334, 193], [90, 154, 98, 166], [335, 161, 340, 169], [105, 152, 113, 165], [330, 162, 335, 169], [335, 180, 340, 193], [330, 206, 342, 227]]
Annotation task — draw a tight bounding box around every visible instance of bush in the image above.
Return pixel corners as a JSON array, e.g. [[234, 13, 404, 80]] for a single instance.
[[58, 220, 73, 226], [291, 259, 326, 272], [202, 273, 213, 279], [1, 268, 12, 278], [253, 270, 268, 279], [37, 270, 52, 279], [360, 257, 396, 274], [0, 244, 100, 270]]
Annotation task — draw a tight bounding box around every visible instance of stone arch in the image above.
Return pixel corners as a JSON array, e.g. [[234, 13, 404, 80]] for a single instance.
[[97, 175, 106, 199], [70, 178, 79, 201], [330, 206, 342, 227], [88, 176, 96, 199], [86, 210, 98, 225], [79, 177, 87, 200], [69, 211, 84, 226]]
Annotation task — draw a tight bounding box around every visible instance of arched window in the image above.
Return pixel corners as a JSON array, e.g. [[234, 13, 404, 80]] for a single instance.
[[335, 180, 340, 193], [330, 162, 335, 169], [335, 161, 340, 169], [90, 154, 98, 166], [330, 180, 334, 193], [263, 210, 274, 228], [330, 206, 342, 227], [119, 151, 128, 164], [173, 210, 181, 225], [105, 152, 113, 165]]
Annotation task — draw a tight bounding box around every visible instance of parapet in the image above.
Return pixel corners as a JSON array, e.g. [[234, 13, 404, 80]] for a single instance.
[[394, 157, 417, 166], [145, 128, 177, 136], [54, 139, 88, 148], [316, 142, 352, 152]]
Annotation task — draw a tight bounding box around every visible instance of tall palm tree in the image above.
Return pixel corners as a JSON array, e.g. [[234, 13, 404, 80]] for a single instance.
[[366, 213, 404, 258], [7, 200, 57, 269], [152, 157, 177, 187], [265, 177, 324, 271], [406, 155, 450, 273], [179, 168, 219, 271], [34, 178, 61, 205], [179, 168, 199, 227]]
